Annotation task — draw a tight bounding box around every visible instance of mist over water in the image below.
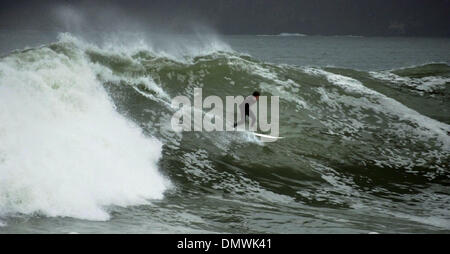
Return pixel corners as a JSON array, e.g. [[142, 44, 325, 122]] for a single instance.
[[0, 6, 449, 233]]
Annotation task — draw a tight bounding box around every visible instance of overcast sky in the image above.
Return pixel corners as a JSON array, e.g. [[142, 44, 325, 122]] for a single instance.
[[1, 0, 449, 36]]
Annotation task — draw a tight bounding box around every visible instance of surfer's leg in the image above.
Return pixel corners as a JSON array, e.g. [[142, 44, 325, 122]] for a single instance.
[[233, 106, 246, 127], [234, 113, 246, 126], [248, 109, 257, 127]]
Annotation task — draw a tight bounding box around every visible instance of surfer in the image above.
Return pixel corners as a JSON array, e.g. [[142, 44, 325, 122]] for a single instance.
[[233, 91, 260, 128]]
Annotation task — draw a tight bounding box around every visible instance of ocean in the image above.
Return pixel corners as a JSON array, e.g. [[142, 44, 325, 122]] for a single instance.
[[0, 31, 449, 233]]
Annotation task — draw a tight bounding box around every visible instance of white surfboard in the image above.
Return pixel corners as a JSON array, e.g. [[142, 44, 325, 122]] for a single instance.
[[231, 122, 283, 140], [251, 132, 284, 139]]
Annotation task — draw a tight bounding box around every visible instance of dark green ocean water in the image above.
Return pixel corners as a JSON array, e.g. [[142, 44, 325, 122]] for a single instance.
[[0, 32, 449, 233]]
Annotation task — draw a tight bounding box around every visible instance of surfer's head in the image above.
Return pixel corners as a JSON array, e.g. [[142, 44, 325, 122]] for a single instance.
[[253, 91, 260, 100]]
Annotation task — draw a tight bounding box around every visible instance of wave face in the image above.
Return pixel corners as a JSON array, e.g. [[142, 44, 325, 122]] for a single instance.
[[0, 33, 449, 232]]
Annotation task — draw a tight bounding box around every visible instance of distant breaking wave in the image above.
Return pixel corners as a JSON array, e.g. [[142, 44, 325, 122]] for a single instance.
[[257, 33, 308, 37], [257, 34, 366, 38]]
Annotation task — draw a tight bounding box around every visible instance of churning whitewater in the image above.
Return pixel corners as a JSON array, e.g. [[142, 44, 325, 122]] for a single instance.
[[0, 34, 170, 221], [0, 33, 449, 233]]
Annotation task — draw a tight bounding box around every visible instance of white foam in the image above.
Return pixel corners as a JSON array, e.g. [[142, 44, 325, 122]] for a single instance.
[[0, 42, 170, 221], [369, 71, 450, 93], [91, 61, 172, 105], [304, 67, 450, 150]]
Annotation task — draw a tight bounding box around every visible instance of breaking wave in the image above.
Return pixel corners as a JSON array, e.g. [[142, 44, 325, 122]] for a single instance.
[[0, 33, 449, 231]]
